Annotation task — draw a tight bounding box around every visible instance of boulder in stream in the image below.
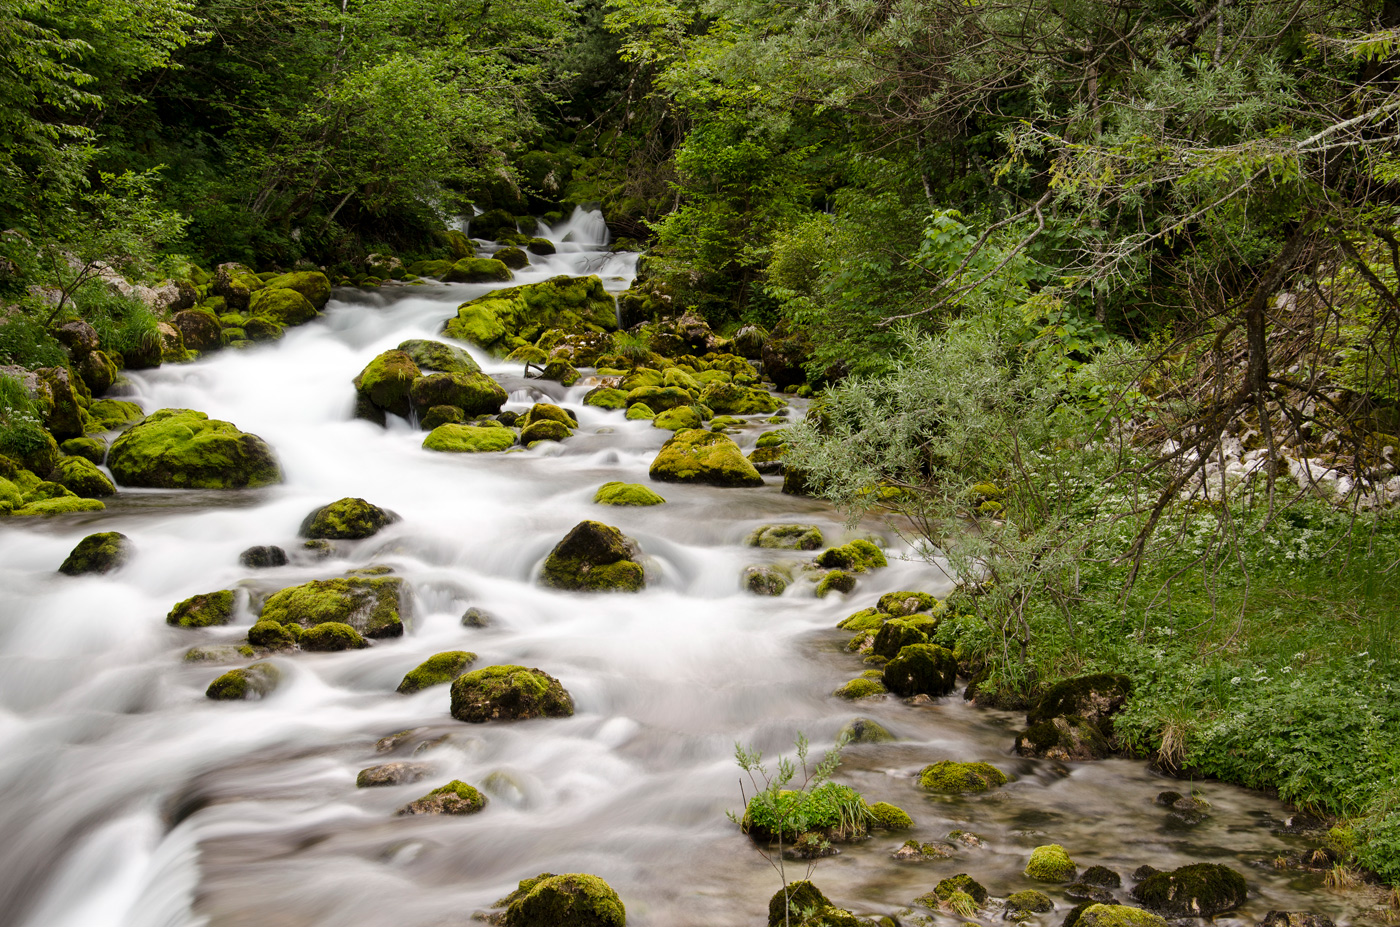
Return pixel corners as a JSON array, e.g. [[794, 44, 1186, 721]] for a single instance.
[[300, 497, 399, 540], [259, 577, 405, 638], [1005, 890, 1054, 920], [443, 257, 512, 284], [409, 371, 507, 418], [1129, 863, 1247, 917], [1016, 715, 1112, 761], [423, 423, 517, 453], [742, 564, 790, 596], [499, 872, 626, 927], [539, 521, 645, 593], [1257, 914, 1336, 927], [765, 880, 858, 927], [882, 643, 957, 698], [814, 539, 887, 572], [51, 455, 115, 497], [356, 761, 432, 787], [166, 590, 235, 628], [57, 531, 132, 576], [449, 665, 574, 723], [866, 801, 912, 830], [206, 661, 280, 700], [1025, 844, 1079, 882], [264, 271, 331, 310], [398, 779, 487, 815], [746, 523, 822, 550], [1073, 905, 1169, 927], [239, 545, 287, 568], [1027, 672, 1133, 734], [354, 349, 421, 424], [443, 275, 617, 352], [298, 621, 367, 650], [594, 481, 665, 506], [396, 338, 480, 375], [918, 760, 1007, 793], [249, 287, 317, 327], [397, 651, 477, 693], [648, 429, 763, 487], [107, 409, 281, 489]]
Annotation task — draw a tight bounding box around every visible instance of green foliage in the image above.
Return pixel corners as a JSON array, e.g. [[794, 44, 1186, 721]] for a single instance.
[[0, 372, 50, 463], [77, 280, 159, 361]]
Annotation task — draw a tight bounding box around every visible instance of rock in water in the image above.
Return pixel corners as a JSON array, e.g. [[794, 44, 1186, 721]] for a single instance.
[[449, 665, 574, 722], [648, 429, 763, 487], [58, 532, 133, 575], [299, 497, 399, 539], [206, 662, 280, 700], [107, 409, 281, 489], [539, 521, 645, 593], [398, 780, 488, 815], [397, 651, 477, 693], [353, 350, 421, 424], [1130, 863, 1247, 917], [501, 873, 626, 927], [259, 577, 405, 638], [166, 590, 235, 628]]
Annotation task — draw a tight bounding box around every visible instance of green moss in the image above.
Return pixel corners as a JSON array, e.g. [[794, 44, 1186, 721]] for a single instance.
[[1004, 891, 1054, 920], [583, 386, 628, 410], [423, 423, 517, 453], [1075, 905, 1169, 927], [57, 531, 131, 575], [398, 651, 477, 693], [918, 760, 1008, 793], [626, 385, 694, 412], [86, 399, 143, 432], [870, 618, 931, 659], [624, 403, 655, 421], [815, 539, 887, 572], [540, 359, 580, 386], [408, 259, 455, 278], [742, 564, 791, 595], [594, 481, 665, 506], [1015, 716, 1111, 760], [449, 664, 574, 722], [398, 779, 488, 815], [260, 577, 404, 637], [867, 801, 913, 829], [1129, 863, 1247, 917], [877, 590, 937, 616], [650, 429, 763, 487], [747, 524, 823, 550], [354, 350, 422, 422], [444, 275, 616, 350], [698, 380, 781, 415], [167, 589, 235, 628], [816, 570, 857, 597], [264, 271, 331, 310], [540, 520, 645, 593], [521, 419, 572, 444], [493, 246, 529, 269], [620, 368, 663, 390], [1025, 844, 1078, 882], [244, 317, 284, 341], [299, 621, 368, 651], [248, 619, 298, 649], [13, 494, 105, 516], [420, 405, 465, 430], [397, 338, 481, 375], [206, 661, 280, 700], [107, 409, 281, 489], [767, 881, 831, 927], [837, 608, 886, 632], [410, 371, 508, 417], [652, 405, 702, 431], [183, 643, 255, 662], [833, 677, 887, 699], [60, 436, 106, 464], [883, 643, 958, 697], [300, 497, 397, 539], [837, 717, 895, 743], [443, 303, 508, 347], [1028, 673, 1133, 730], [935, 874, 988, 905], [443, 257, 513, 283], [502, 873, 625, 927], [249, 286, 317, 326]]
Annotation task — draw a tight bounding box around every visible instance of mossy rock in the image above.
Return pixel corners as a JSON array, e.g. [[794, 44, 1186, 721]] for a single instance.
[[52, 455, 115, 497], [411, 371, 508, 417], [239, 545, 287, 568], [1016, 715, 1112, 760], [583, 386, 628, 410], [747, 524, 823, 550], [815, 540, 887, 573], [698, 380, 781, 415], [594, 481, 665, 506], [420, 405, 465, 430], [625, 385, 693, 412], [184, 643, 255, 663], [397, 338, 481, 376], [815, 570, 857, 597], [624, 403, 655, 421], [206, 662, 280, 700], [867, 801, 912, 830], [501, 873, 625, 927], [11, 493, 104, 517], [540, 520, 645, 593], [57, 531, 132, 575], [837, 608, 885, 632], [742, 564, 791, 596], [748, 445, 783, 473], [443, 257, 513, 284], [870, 619, 931, 659], [540, 359, 580, 386], [398, 651, 478, 693], [244, 316, 284, 341], [354, 350, 422, 423], [299, 621, 368, 651], [766, 881, 844, 927], [409, 259, 456, 278], [526, 237, 555, 255], [61, 436, 107, 464], [1005, 890, 1054, 920], [918, 760, 1008, 793], [399, 779, 488, 815], [260, 577, 404, 638], [167, 590, 235, 628], [883, 643, 957, 697], [755, 429, 788, 449], [423, 423, 517, 453], [652, 405, 703, 431], [444, 275, 616, 350], [649, 429, 762, 487], [86, 401, 142, 436], [76, 349, 118, 395], [935, 874, 988, 905], [1074, 905, 1168, 927], [248, 619, 298, 649], [877, 590, 937, 616], [834, 677, 886, 699], [837, 717, 894, 744], [620, 368, 663, 390], [521, 419, 572, 444], [172, 308, 223, 351], [108, 409, 281, 489], [300, 497, 398, 539], [262, 271, 330, 309], [1129, 863, 1246, 917], [449, 664, 574, 723], [493, 246, 529, 269], [249, 286, 317, 326], [1025, 844, 1078, 883], [1028, 673, 1133, 733]]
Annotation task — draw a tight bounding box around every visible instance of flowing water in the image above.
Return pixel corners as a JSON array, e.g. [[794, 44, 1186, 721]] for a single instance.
[[0, 209, 1368, 927]]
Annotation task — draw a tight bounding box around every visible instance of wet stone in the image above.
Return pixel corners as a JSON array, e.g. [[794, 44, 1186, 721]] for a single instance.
[[356, 762, 433, 788]]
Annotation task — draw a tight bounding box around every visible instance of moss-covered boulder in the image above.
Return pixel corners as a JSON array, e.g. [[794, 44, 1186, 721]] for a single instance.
[[500, 873, 625, 927], [878, 590, 937, 616], [1025, 844, 1078, 882], [838, 717, 895, 744], [172, 308, 224, 351], [1075, 905, 1168, 927], [299, 621, 368, 651], [248, 619, 298, 649], [834, 677, 886, 699], [652, 406, 703, 431], [410, 371, 508, 417], [624, 403, 654, 421], [356, 761, 431, 787], [746, 524, 823, 550], [167, 590, 235, 628], [539, 520, 645, 593], [1028, 673, 1133, 734], [75, 348, 118, 395], [521, 419, 572, 444], [354, 349, 421, 423], [649, 429, 763, 487], [698, 380, 781, 415], [866, 801, 912, 830], [918, 760, 1008, 793], [883, 643, 957, 697], [1129, 863, 1247, 917], [1016, 715, 1112, 760], [243, 316, 284, 342], [249, 287, 318, 326], [494, 246, 529, 269], [107, 409, 281, 489], [767, 881, 848, 927], [443, 257, 513, 284], [86, 399, 143, 432], [60, 436, 106, 464], [259, 577, 405, 638], [398, 651, 477, 693], [422, 423, 516, 453], [742, 564, 791, 596], [206, 661, 280, 700], [398, 779, 488, 815], [397, 338, 480, 376], [264, 271, 331, 310], [52, 455, 115, 497], [449, 665, 574, 723], [300, 497, 398, 539], [870, 618, 932, 659], [815, 570, 857, 597], [1005, 891, 1054, 920], [420, 405, 465, 430], [583, 386, 628, 410], [58, 531, 132, 575], [444, 275, 617, 351], [815, 540, 887, 572], [212, 262, 264, 312], [239, 545, 287, 568], [625, 385, 693, 413], [594, 481, 665, 506], [35, 366, 87, 439]]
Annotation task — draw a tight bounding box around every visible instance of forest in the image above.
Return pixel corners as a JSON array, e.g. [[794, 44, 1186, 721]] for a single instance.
[[2, 0, 1400, 923]]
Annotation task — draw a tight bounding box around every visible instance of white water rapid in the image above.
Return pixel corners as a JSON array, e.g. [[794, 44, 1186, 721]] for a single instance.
[[0, 209, 1365, 926]]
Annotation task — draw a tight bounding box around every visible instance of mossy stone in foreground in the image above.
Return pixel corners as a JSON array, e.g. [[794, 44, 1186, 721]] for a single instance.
[[1129, 863, 1246, 917], [354, 349, 421, 423], [399, 779, 488, 815], [300, 497, 398, 539], [61, 436, 107, 464], [107, 409, 281, 489], [206, 661, 280, 700], [409, 371, 508, 417], [167, 589, 235, 628], [624, 403, 655, 421], [248, 619, 298, 649], [768, 881, 830, 927], [259, 577, 404, 637], [936, 874, 988, 905], [299, 621, 367, 651], [649, 429, 763, 487], [264, 270, 331, 310], [249, 286, 317, 326], [883, 643, 957, 697], [815, 570, 856, 597], [443, 257, 513, 283], [833, 677, 886, 699], [58, 531, 132, 575], [52, 455, 115, 497], [521, 419, 572, 444], [86, 399, 143, 433], [583, 387, 628, 410], [594, 481, 665, 506], [450, 665, 574, 723], [919, 760, 1008, 793], [1075, 904, 1168, 927], [814, 539, 887, 572], [397, 651, 477, 693], [1025, 844, 1078, 882], [502, 873, 625, 927], [1005, 890, 1054, 920], [423, 423, 517, 453], [747, 524, 823, 550], [652, 405, 702, 431], [396, 338, 481, 376], [867, 801, 913, 830], [540, 520, 645, 593]]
